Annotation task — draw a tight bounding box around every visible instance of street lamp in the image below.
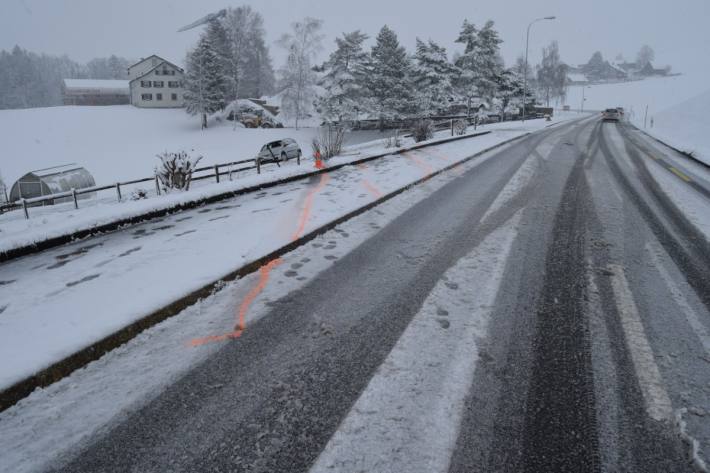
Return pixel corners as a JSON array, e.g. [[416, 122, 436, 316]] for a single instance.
[[522, 16, 556, 123], [581, 85, 591, 113]]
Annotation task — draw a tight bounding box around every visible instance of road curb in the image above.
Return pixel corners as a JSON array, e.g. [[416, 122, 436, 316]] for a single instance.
[[0, 130, 498, 264], [0, 129, 541, 413]]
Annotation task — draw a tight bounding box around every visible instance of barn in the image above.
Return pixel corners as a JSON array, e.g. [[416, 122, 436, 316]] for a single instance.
[[62, 79, 130, 106], [9, 164, 96, 204]]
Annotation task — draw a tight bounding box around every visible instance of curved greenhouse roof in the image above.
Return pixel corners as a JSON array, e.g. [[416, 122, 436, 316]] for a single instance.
[[9, 164, 96, 203]]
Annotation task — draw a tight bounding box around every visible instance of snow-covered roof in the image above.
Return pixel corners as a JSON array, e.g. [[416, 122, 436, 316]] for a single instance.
[[63, 79, 129, 94], [29, 163, 84, 178], [567, 73, 588, 82]]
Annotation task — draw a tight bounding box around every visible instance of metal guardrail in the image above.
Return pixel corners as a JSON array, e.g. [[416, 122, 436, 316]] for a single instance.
[[0, 155, 294, 219]]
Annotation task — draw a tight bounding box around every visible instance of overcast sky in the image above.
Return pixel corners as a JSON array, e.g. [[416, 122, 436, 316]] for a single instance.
[[2, 0, 709, 73]]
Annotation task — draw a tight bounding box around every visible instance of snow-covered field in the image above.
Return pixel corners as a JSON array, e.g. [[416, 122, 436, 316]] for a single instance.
[[0, 105, 322, 189]]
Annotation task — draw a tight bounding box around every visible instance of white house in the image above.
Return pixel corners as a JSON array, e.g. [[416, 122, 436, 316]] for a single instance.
[[128, 55, 185, 108]]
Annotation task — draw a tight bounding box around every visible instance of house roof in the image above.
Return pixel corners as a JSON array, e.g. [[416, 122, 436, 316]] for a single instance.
[[63, 79, 130, 93], [128, 57, 184, 84]]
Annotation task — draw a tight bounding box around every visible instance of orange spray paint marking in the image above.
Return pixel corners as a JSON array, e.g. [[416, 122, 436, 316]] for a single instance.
[[292, 172, 330, 241], [404, 152, 434, 176], [361, 180, 383, 198], [189, 258, 282, 348], [356, 163, 384, 198]]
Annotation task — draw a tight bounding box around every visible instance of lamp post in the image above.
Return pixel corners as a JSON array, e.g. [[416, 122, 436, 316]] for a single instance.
[[581, 85, 591, 113], [522, 16, 556, 123]]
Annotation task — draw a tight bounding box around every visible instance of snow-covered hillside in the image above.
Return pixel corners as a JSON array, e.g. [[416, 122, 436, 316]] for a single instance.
[[565, 73, 708, 121], [0, 106, 321, 188], [652, 88, 710, 166]]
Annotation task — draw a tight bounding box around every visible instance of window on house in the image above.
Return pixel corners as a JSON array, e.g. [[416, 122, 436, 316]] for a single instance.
[[141, 80, 151, 88], [155, 70, 161, 76], [168, 81, 179, 88], [171, 93, 178, 101], [141, 93, 152, 101], [153, 81, 164, 88], [156, 93, 163, 101]]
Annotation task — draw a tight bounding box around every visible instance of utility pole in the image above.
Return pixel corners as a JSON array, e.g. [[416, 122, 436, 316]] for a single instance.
[[522, 16, 556, 123]]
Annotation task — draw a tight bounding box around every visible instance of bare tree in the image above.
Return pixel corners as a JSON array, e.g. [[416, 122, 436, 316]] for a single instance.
[[536, 41, 567, 107], [277, 17, 324, 129], [636, 45, 655, 66]]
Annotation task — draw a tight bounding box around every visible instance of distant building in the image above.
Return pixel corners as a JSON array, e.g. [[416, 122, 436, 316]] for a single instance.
[[9, 164, 96, 204], [128, 55, 185, 108], [62, 79, 130, 106]]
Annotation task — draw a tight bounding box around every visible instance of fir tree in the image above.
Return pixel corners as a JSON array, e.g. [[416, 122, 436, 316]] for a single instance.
[[454, 19, 504, 113], [184, 36, 225, 129], [363, 25, 413, 126], [411, 39, 456, 116], [495, 69, 527, 118], [316, 30, 369, 123]]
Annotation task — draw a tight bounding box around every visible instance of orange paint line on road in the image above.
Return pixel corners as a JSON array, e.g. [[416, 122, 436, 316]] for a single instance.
[[189, 258, 282, 347], [292, 172, 331, 241]]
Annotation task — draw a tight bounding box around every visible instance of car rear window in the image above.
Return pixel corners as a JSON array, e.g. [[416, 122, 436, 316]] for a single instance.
[[605, 109, 618, 113]]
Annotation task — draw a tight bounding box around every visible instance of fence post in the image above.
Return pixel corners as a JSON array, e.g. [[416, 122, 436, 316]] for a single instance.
[[451, 119, 454, 136], [256, 157, 261, 175], [22, 199, 29, 219], [116, 183, 122, 202], [155, 175, 161, 196], [297, 151, 301, 166], [214, 164, 220, 183], [71, 188, 78, 209]]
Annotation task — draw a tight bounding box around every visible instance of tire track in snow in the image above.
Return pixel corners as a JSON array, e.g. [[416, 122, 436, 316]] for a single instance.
[[309, 211, 523, 473]]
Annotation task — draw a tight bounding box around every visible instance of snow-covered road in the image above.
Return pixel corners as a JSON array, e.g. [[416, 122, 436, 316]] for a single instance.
[[2, 116, 710, 472]]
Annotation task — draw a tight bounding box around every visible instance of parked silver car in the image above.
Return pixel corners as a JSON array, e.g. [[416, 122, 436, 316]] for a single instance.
[[256, 138, 302, 163]]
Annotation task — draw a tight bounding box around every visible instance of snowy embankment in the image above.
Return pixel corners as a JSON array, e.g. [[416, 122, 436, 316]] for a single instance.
[[647, 89, 710, 166], [0, 115, 578, 396], [0, 113, 570, 256]]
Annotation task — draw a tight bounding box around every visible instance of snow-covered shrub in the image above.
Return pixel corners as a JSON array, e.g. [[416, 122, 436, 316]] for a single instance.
[[453, 119, 467, 136], [312, 125, 345, 160], [130, 188, 149, 200], [385, 129, 402, 148], [412, 120, 434, 143], [155, 151, 203, 192]]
